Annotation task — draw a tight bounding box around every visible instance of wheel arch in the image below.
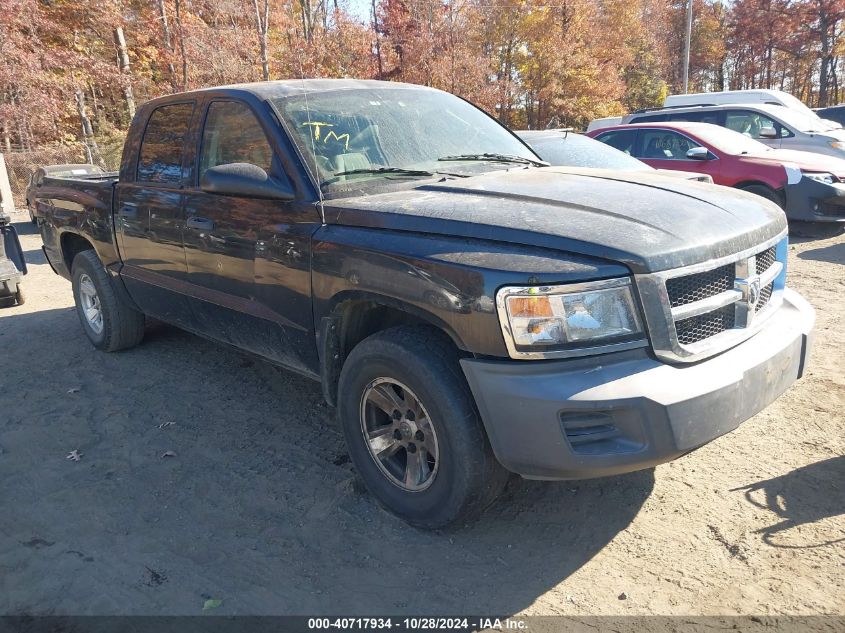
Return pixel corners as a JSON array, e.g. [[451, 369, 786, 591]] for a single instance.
[[60, 231, 96, 273], [318, 291, 467, 407], [734, 181, 785, 207]]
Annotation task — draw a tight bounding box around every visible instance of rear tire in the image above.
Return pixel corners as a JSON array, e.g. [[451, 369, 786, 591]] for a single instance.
[[739, 184, 783, 208], [71, 250, 145, 351], [337, 325, 508, 529]]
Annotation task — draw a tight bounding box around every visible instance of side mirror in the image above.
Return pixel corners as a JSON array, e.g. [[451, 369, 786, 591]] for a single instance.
[[758, 126, 778, 139], [686, 147, 710, 160], [200, 163, 294, 200]]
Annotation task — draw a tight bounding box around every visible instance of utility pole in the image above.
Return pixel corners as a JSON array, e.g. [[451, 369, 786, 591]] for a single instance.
[[682, 0, 693, 93]]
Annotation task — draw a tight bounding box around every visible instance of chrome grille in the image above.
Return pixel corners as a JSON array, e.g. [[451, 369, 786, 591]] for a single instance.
[[666, 264, 733, 308], [758, 282, 773, 311], [675, 305, 736, 345], [661, 245, 782, 346], [635, 233, 787, 364], [756, 247, 776, 275]]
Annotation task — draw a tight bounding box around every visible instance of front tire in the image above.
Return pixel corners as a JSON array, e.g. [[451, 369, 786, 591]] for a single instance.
[[739, 184, 783, 208], [337, 325, 508, 529], [71, 250, 145, 351]]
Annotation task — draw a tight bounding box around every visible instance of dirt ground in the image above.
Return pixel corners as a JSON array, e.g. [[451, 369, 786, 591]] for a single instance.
[[1, 209, 843, 617]]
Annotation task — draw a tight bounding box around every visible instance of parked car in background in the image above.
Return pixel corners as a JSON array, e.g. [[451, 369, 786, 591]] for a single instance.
[[33, 79, 815, 528], [589, 121, 845, 236], [585, 115, 623, 132], [664, 89, 822, 120], [25, 164, 108, 224], [518, 129, 713, 183], [621, 103, 845, 159], [814, 105, 845, 128]]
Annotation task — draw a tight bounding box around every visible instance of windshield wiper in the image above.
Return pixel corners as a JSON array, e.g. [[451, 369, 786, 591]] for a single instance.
[[438, 153, 549, 167], [321, 166, 469, 187]]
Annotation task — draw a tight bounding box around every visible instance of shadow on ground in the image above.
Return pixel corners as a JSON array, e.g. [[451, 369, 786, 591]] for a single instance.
[[11, 218, 40, 236], [798, 242, 845, 265], [732, 455, 845, 549], [0, 306, 654, 615]]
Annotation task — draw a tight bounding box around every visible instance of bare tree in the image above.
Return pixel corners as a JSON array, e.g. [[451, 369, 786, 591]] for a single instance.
[[75, 88, 101, 165], [372, 0, 383, 79], [157, 0, 179, 91], [113, 26, 136, 120], [174, 0, 188, 90], [253, 0, 271, 81]]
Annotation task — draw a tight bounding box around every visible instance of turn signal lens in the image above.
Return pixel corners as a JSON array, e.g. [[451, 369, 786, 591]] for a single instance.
[[507, 295, 553, 318]]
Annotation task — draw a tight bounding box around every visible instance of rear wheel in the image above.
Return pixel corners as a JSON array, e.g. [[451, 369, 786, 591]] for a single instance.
[[739, 184, 783, 208], [337, 325, 508, 529], [71, 250, 145, 351]]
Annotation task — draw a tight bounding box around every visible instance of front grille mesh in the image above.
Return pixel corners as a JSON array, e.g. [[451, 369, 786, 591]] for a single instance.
[[755, 247, 776, 274], [675, 305, 736, 345], [666, 263, 734, 308], [758, 282, 773, 311]]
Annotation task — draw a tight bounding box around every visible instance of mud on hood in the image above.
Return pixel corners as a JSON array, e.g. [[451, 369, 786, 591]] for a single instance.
[[324, 167, 787, 273]]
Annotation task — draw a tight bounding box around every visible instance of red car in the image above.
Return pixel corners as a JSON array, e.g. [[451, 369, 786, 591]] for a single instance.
[[588, 121, 845, 236]]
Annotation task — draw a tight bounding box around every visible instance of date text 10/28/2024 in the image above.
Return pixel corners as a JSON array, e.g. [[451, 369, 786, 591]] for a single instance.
[[307, 618, 528, 631]]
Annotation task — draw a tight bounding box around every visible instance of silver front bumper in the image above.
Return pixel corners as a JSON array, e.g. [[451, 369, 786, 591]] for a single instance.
[[461, 288, 815, 480]]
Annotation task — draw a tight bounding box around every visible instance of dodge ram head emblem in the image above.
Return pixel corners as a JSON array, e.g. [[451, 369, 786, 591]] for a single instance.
[[736, 275, 762, 327], [748, 278, 761, 309]]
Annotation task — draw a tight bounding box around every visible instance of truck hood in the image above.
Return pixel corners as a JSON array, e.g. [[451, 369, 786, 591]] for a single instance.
[[324, 167, 786, 273]]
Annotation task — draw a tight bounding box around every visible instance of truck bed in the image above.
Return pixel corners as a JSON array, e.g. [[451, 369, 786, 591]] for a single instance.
[[36, 174, 121, 277]]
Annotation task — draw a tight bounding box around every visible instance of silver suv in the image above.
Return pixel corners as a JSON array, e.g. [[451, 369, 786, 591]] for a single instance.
[[623, 103, 845, 159]]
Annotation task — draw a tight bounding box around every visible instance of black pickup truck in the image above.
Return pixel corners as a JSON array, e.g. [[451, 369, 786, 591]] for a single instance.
[[35, 79, 815, 528]]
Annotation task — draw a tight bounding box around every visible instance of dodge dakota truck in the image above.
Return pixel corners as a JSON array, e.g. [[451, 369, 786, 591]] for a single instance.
[[35, 79, 815, 528]]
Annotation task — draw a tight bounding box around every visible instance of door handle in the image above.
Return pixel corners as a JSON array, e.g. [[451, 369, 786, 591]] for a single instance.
[[118, 205, 138, 219], [186, 216, 215, 231]]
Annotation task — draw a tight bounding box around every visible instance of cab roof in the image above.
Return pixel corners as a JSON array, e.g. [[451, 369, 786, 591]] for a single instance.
[[143, 79, 439, 108]]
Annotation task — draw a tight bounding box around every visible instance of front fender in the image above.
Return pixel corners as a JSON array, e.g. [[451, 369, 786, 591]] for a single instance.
[[311, 225, 629, 359]]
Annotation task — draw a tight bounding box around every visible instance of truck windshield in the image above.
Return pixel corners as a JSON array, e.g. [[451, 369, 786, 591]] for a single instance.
[[272, 88, 539, 191]]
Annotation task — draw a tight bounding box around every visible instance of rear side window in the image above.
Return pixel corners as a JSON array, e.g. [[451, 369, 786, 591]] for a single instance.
[[199, 101, 274, 180], [638, 129, 697, 159], [595, 129, 637, 155], [664, 110, 723, 125], [137, 103, 194, 183]]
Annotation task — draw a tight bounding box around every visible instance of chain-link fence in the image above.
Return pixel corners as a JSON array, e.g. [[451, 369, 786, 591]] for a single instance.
[[3, 137, 125, 208]]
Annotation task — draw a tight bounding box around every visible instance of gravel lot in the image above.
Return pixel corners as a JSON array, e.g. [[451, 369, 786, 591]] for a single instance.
[[1, 210, 843, 616]]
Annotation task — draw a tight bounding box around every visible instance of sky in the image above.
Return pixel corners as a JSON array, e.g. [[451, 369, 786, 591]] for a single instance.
[[344, 0, 372, 24]]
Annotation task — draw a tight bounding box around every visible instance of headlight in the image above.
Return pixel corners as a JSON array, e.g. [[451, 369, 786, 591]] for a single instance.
[[496, 278, 646, 359], [804, 172, 836, 184], [829, 141, 845, 151]]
